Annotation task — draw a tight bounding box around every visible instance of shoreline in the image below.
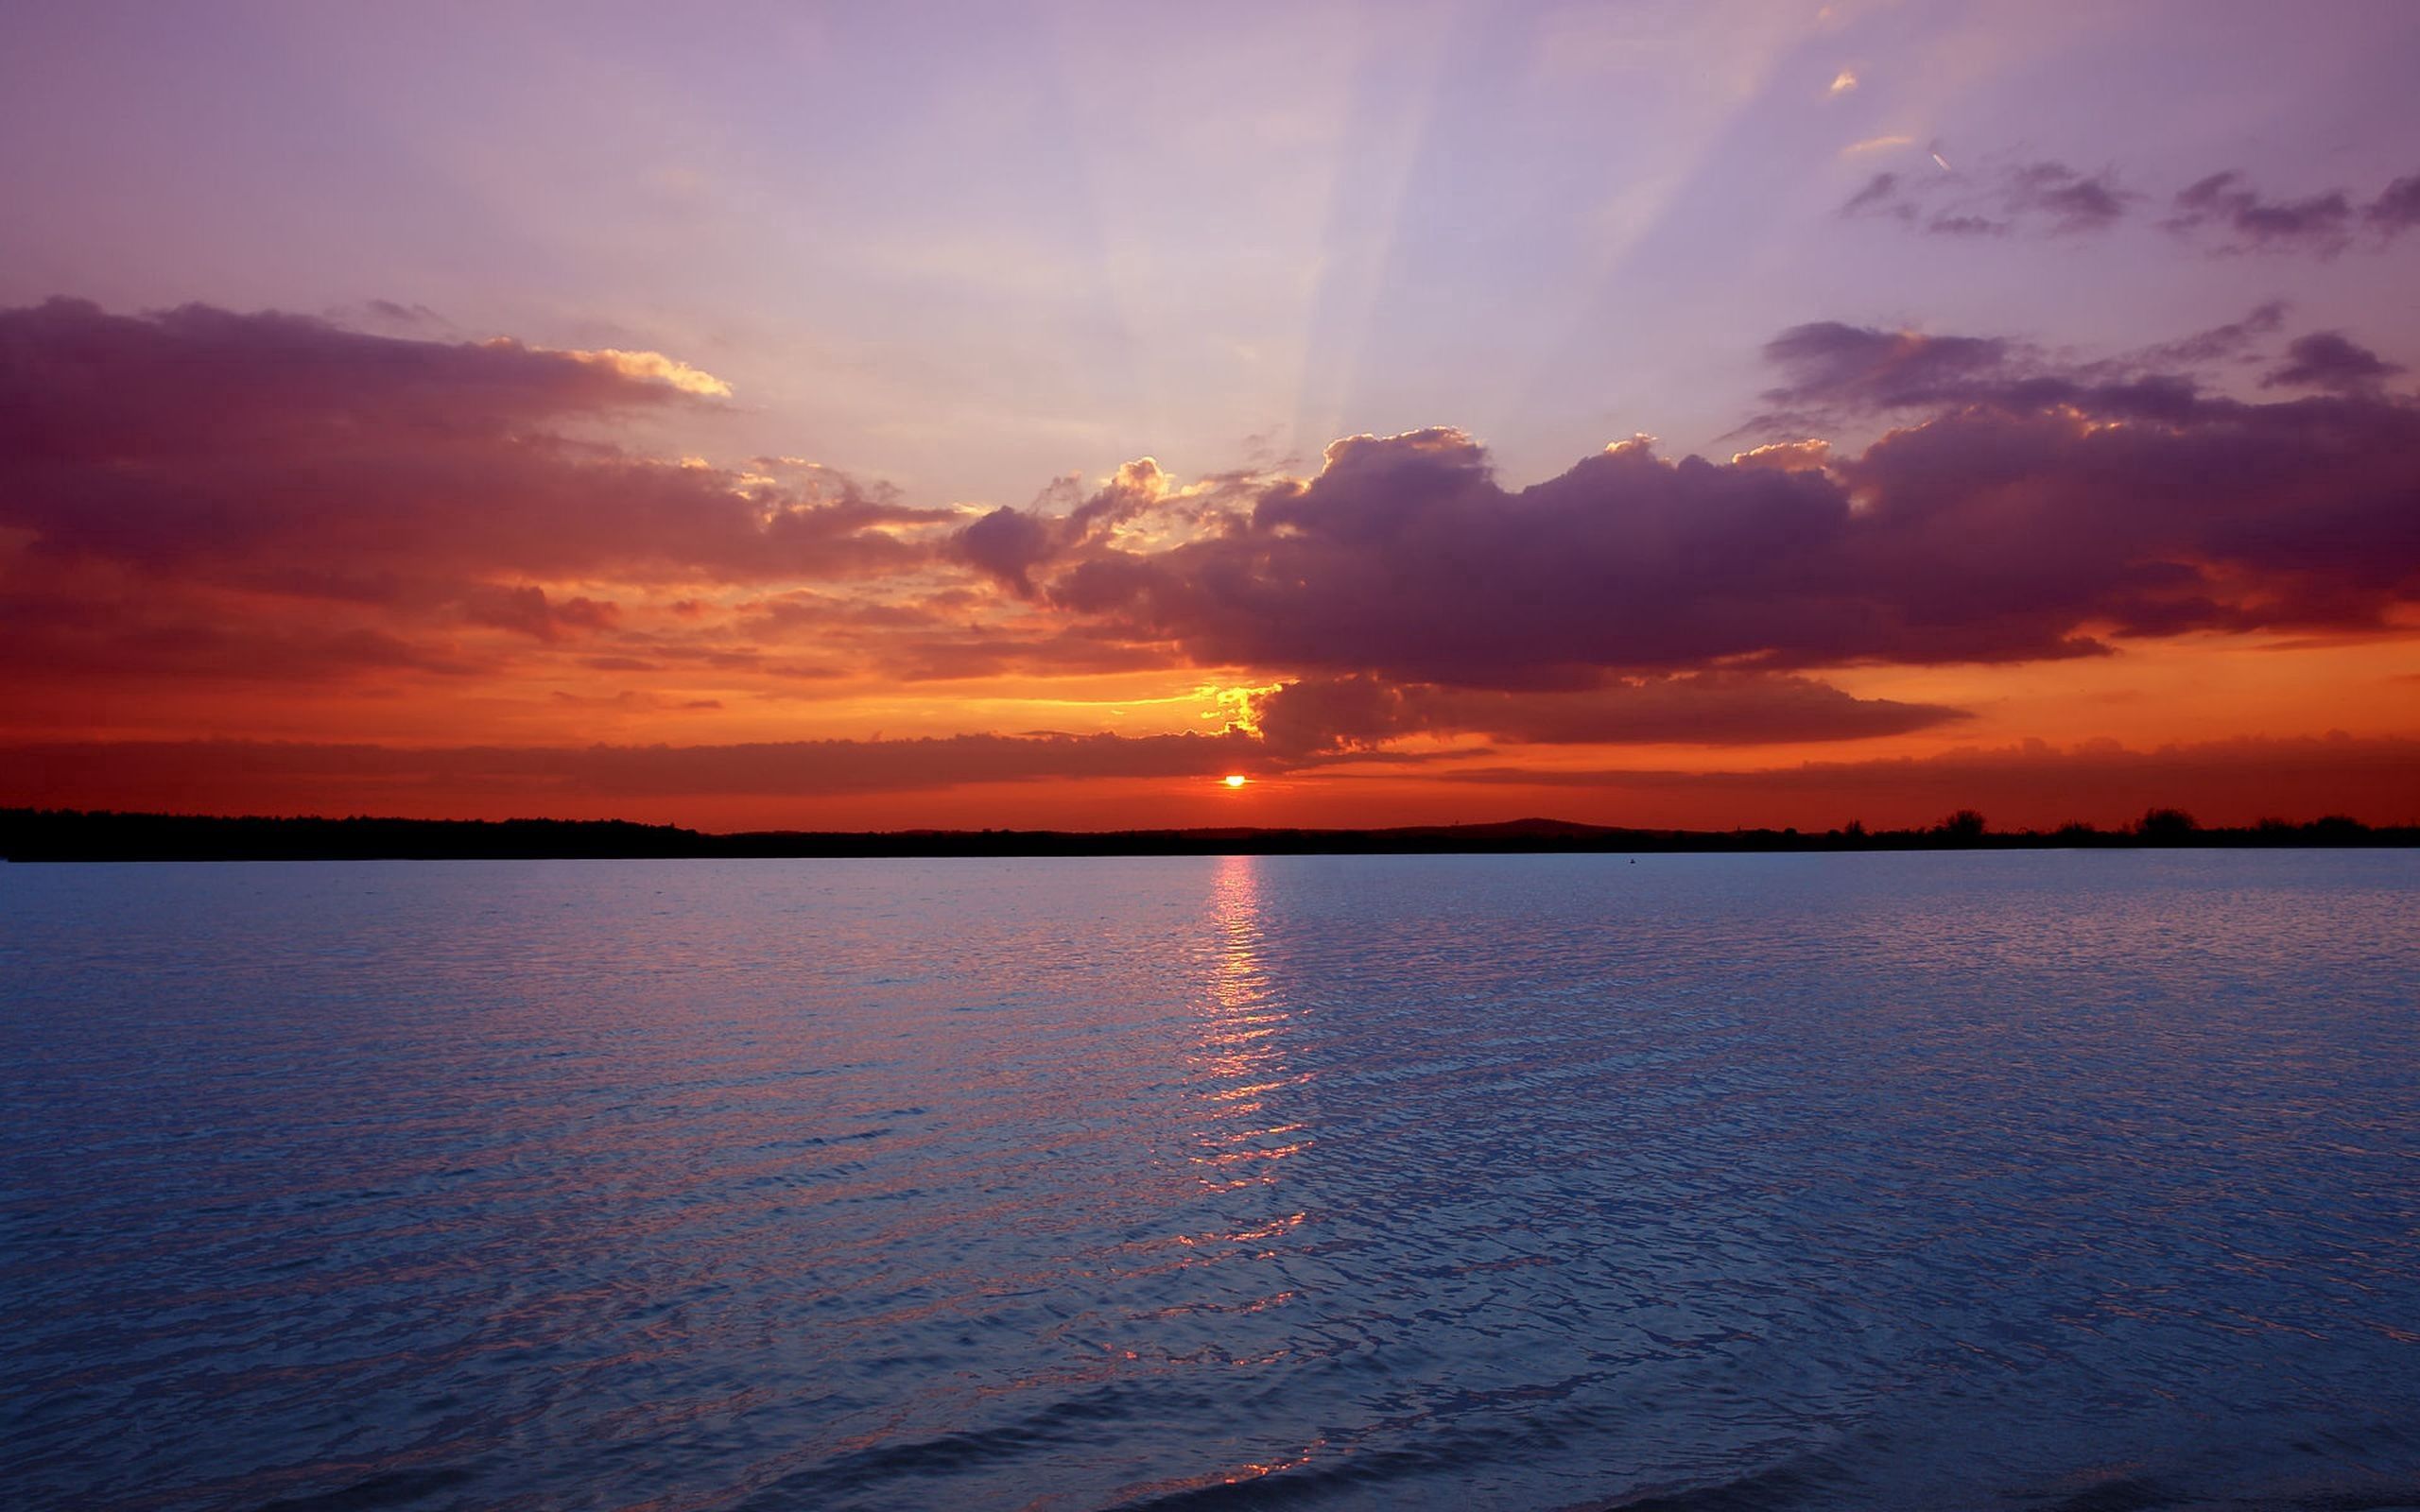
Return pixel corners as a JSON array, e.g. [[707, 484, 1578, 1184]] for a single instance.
[[6, 807, 2412, 863]]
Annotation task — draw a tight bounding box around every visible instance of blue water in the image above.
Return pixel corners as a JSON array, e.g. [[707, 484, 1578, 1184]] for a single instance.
[[4, 851, 2417, 1511]]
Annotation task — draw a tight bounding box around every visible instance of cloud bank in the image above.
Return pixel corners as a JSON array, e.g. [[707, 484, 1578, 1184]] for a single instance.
[[3, 297, 2416, 822], [976, 341, 2420, 685]]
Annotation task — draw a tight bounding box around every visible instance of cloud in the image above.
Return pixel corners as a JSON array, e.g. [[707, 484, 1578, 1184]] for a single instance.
[[6, 295, 2415, 796], [948, 457, 1223, 596], [0, 576, 486, 683], [1011, 328, 2420, 683], [2003, 161, 2133, 233], [357, 299, 443, 327], [719, 586, 1179, 683], [1840, 159, 2134, 237], [1728, 438, 1834, 472], [0, 298, 964, 690], [2127, 301, 2288, 369], [1752, 310, 2333, 423], [2161, 167, 2420, 254], [2370, 174, 2420, 232], [546, 690, 724, 713], [1429, 734, 2420, 831], [1841, 171, 1906, 216], [1842, 158, 2420, 253], [0, 730, 1270, 812], [1757, 321, 2017, 412], [549, 344, 734, 398], [459, 584, 622, 641], [2261, 332, 2407, 395], [2165, 171, 2354, 255], [1250, 672, 1965, 757], [0, 299, 947, 592]]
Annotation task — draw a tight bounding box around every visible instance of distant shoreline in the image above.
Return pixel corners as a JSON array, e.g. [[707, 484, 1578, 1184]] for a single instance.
[[5, 807, 2412, 863]]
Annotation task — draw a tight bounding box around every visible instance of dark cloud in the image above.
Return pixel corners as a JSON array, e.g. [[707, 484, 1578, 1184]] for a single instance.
[[2166, 171, 2355, 254], [0, 577, 484, 684], [1843, 159, 2420, 255], [0, 299, 951, 592], [953, 505, 1064, 597], [1840, 159, 2132, 238], [2261, 332, 2407, 395], [0, 297, 969, 692], [1832, 398, 2420, 636], [1925, 215, 2007, 237], [360, 299, 443, 326], [1025, 328, 2420, 683], [6, 296, 2416, 780], [2128, 301, 2288, 369], [2004, 162, 2133, 232], [1252, 673, 1965, 757], [947, 458, 1244, 596], [2370, 174, 2420, 232], [2160, 167, 2420, 252], [1755, 314, 2314, 426], [546, 690, 725, 713], [460, 584, 620, 641], [1841, 172, 1907, 218], [1758, 322, 2017, 413]]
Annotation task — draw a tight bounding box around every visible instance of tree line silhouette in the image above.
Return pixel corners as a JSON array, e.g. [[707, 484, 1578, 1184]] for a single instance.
[[3, 806, 2410, 862]]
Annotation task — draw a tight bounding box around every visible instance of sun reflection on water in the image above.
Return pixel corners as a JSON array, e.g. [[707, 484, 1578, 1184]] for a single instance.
[[1187, 854, 1313, 1194], [11, 855, 2419, 1510]]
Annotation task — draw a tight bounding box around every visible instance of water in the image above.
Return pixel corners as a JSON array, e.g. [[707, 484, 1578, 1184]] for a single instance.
[[4, 851, 2417, 1511]]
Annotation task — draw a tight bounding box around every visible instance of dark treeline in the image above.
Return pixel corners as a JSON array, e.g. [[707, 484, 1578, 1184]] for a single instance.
[[3, 806, 2412, 862]]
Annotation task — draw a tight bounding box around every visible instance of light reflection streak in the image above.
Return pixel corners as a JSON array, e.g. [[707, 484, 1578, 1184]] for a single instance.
[[1184, 854, 1312, 1200]]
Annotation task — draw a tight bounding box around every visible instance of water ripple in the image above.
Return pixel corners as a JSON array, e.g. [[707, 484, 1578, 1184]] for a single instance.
[[4, 850, 2417, 1510]]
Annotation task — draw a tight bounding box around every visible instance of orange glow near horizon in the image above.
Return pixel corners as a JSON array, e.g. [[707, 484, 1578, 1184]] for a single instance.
[[3, 294, 2417, 833], [7, 621, 2411, 830]]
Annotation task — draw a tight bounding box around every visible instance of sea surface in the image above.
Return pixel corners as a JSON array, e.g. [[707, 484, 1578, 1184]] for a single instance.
[[4, 851, 2417, 1512]]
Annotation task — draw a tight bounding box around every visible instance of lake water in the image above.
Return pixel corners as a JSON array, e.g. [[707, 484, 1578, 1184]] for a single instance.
[[4, 851, 2417, 1511]]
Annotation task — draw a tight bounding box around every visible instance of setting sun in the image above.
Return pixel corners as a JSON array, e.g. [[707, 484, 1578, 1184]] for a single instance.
[[8, 9, 2420, 1512]]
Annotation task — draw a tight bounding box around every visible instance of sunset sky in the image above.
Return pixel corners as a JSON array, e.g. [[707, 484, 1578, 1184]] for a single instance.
[[3, 0, 2416, 830]]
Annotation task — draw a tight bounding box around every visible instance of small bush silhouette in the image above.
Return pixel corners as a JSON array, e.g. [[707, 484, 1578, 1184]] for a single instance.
[[2135, 807, 2200, 842], [1937, 809, 1988, 842]]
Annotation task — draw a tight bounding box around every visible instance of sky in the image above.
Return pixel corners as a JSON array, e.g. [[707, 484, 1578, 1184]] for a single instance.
[[2, 0, 2416, 831]]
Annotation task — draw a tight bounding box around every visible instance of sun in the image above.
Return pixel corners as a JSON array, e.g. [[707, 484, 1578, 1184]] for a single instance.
[[1221, 774, 1249, 789]]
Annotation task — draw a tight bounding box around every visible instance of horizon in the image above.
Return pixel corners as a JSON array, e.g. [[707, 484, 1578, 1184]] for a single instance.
[[8, 799, 2408, 845], [10, 11, 2420, 1503], [5, 3, 2418, 828]]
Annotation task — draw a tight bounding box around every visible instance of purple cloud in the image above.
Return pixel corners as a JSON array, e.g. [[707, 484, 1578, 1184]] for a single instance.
[[1840, 160, 2133, 238], [1844, 159, 2420, 256], [0, 299, 951, 592], [2369, 174, 2420, 232], [1012, 329, 2420, 683], [2167, 171, 2353, 253], [2261, 332, 2408, 394]]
